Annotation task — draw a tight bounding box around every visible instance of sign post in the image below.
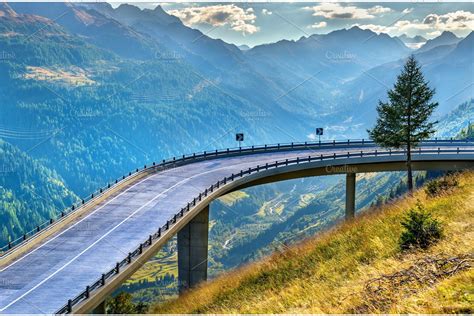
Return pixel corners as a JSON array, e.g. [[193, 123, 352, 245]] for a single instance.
[[236, 133, 244, 147], [316, 128, 324, 143]]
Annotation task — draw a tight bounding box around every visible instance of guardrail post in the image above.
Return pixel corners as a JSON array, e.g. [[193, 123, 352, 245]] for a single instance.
[[85, 285, 90, 298], [158, 228, 161, 237], [362, 139, 364, 145], [67, 299, 72, 313], [101, 273, 106, 285], [116, 262, 120, 273], [457, 147, 460, 154], [128, 252, 132, 263], [149, 235, 153, 245]]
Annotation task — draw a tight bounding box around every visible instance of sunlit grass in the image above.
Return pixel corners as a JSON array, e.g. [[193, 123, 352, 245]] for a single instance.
[[151, 172, 474, 314]]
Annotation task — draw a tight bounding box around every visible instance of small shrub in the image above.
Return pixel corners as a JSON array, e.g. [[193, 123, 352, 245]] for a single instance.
[[425, 175, 459, 197], [106, 292, 148, 314], [399, 203, 443, 250]]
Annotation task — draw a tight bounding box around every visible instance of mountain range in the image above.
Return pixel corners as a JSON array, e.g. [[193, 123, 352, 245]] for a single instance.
[[0, 1, 473, 304]]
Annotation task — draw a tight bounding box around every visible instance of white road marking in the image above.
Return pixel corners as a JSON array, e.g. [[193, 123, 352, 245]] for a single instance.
[[2, 147, 467, 311], [0, 174, 158, 272], [0, 164, 236, 312]]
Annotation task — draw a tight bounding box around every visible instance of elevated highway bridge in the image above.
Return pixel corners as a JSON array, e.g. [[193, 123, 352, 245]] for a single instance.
[[0, 139, 473, 314]]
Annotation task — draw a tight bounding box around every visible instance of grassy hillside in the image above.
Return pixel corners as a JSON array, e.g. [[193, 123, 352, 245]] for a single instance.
[[151, 172, 474, 314]]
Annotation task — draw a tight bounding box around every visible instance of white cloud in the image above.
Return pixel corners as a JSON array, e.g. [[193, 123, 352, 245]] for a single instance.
[[427, 30, 442, 37], [304, 3, 391, 20], [367, 5, 392, 15], [402, 8, 414, 14], [422, 10, 474, 31], [311, 21, 327, 29], [168, 4, 259, 34], [355, 10, 473, 37], [262, 8, 272, 16]]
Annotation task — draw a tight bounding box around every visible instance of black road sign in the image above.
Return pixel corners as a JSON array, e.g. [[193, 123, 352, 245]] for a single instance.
[[236, 133, 244, 142], [316, 128, 324, 136]]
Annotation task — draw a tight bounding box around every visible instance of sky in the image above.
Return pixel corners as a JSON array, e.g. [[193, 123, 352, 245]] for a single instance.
[[113, 2, 474, 47]]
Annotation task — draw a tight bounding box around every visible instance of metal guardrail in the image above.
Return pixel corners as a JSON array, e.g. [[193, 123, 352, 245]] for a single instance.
[[55, 146, 474, 314], [0, 138, 471, 255]]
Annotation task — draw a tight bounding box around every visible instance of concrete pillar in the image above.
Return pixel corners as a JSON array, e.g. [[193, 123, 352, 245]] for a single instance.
[[345, 173, 356, 220], [178, 205, 209, 293], [91, 300, 105, 314]]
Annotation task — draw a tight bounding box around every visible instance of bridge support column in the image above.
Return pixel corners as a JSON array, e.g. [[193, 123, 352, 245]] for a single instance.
[[178, 205, 209, 294], [345, 173, 356, 220], [91, 300, 105, 314]]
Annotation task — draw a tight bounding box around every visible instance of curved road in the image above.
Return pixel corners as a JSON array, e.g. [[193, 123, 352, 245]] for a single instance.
[[0, 142, 473, 313]]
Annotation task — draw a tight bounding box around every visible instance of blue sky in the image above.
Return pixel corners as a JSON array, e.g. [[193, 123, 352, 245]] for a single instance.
[[117, 2, 474, 47]]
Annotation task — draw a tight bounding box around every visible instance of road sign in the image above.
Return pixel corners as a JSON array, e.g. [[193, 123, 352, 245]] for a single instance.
[[236, 133, 244, 147], [316, 128, 323, 142]]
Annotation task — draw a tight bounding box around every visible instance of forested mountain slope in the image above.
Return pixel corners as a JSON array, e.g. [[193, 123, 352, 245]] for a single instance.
[[0, 139, 77, 245]]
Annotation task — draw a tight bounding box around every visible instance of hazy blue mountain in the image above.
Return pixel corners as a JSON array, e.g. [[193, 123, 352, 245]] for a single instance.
[[398, 34, 426, 49], [436, 99, 474, 138], [398, 34, 427, 43], [0, 4, 312, 198], [337, 31, 473, 131], [417, 31, 461, 53], [89, 3, 243, 70], [242, 26, 410, 119], [8, 2, 162, 59]]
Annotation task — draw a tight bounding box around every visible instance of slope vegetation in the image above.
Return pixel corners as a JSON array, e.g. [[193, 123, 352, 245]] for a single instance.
[[152, 172, 474, 314]]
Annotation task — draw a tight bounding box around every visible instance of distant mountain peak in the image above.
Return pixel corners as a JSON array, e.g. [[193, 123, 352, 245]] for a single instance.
[[0, 2, 18, 17], [153, 5, 166, 13], [116, 3, 142, 14], [438, 30, 459, 40], [347, 25, 377, 36], [418, 30, 462, 52]]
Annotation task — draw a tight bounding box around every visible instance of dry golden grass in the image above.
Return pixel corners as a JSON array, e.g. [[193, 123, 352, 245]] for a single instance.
[[151, 172, 474, 314]]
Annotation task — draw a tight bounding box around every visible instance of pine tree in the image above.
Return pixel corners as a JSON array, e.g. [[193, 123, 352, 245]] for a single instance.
[[368, 55, 438, 192]]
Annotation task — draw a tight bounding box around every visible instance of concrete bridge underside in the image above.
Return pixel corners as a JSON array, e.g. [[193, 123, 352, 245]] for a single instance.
[[0, 143, 472, 314]]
